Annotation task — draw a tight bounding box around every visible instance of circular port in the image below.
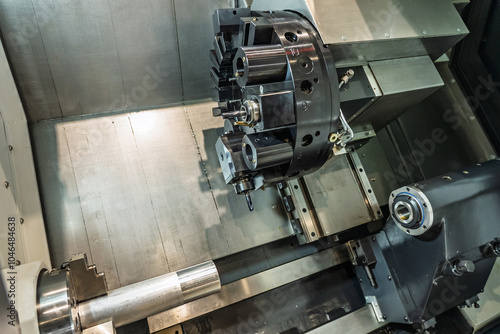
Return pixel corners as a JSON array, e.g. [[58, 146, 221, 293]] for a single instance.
[[285, 32, 298, 43], [301, 134, 313, 147], [300, 80, 313, 95], [297, 56, 313, 74], [394, 201, 414, 225]]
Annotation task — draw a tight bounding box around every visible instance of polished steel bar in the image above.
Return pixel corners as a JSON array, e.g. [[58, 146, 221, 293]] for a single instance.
[[177, 261, 221, 303], [78, 261, 220, 329], [148, 245, 350, 333]]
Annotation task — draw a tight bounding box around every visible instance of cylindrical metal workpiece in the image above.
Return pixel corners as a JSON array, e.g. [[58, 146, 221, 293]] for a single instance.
[[78, 260, 220, 329], [177, 261, 221, 303], [234, 44, 288, 87]]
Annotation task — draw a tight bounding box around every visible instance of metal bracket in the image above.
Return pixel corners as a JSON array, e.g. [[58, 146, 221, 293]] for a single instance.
[[351, 124, 377, 143], [288, 179, 321, 243], [349, 238, 378, 287], [348, 150, 383, 220], [157, 324, 183, 334], [365, 296, 385, 323], [82, 320, 116, 334], [67, 253, 107, 302], [277, 179, 321, 244], [332, 124, 376, 158]]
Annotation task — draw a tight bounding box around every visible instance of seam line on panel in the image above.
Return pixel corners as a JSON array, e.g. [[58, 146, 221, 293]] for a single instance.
[[98, 193, 122, 288], [106, 0, 128, 113], [396, 118, 426, 180], [126, 115, 171, 272], [183, 106, 230, 252], [62, 124, 94, 267], [30, 0, 64, 119], [172, 0, 185, 101]]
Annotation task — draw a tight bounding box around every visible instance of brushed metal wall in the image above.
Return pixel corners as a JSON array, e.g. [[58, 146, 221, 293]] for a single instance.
[[0, 0, 232, 122], [31, 102, 291, 289]]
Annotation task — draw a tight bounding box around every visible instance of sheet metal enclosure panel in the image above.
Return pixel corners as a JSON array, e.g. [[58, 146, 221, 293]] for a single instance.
[[337, 66, 380, 122], [175, 0, 233, 101], [0, 36, 50, 266], [372, 62, 496, 195], [394, 62, 497, 180], [0, 1, 62, 120], [352, 56, 444, 130], [302, 156, 373, 236], [0, 112, 26, 267], [251, 0, 468, 65], [356, 138, 395, 207], [106, 0, 183, 109], [31, 0, 127, 119], [31, 102, 291, 290], [0, 0, 232, 122]]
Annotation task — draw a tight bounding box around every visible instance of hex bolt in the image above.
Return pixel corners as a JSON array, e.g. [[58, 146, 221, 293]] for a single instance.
[[454, 260, 475, 275], [8, 145, 13, 151], [4, 181, 9, 189], [20, 218, 24, 224], [388, 276, 392, 281]]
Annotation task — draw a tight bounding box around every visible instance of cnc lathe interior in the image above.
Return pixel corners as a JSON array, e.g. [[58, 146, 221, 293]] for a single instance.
[[1, 0, 500, 333]]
